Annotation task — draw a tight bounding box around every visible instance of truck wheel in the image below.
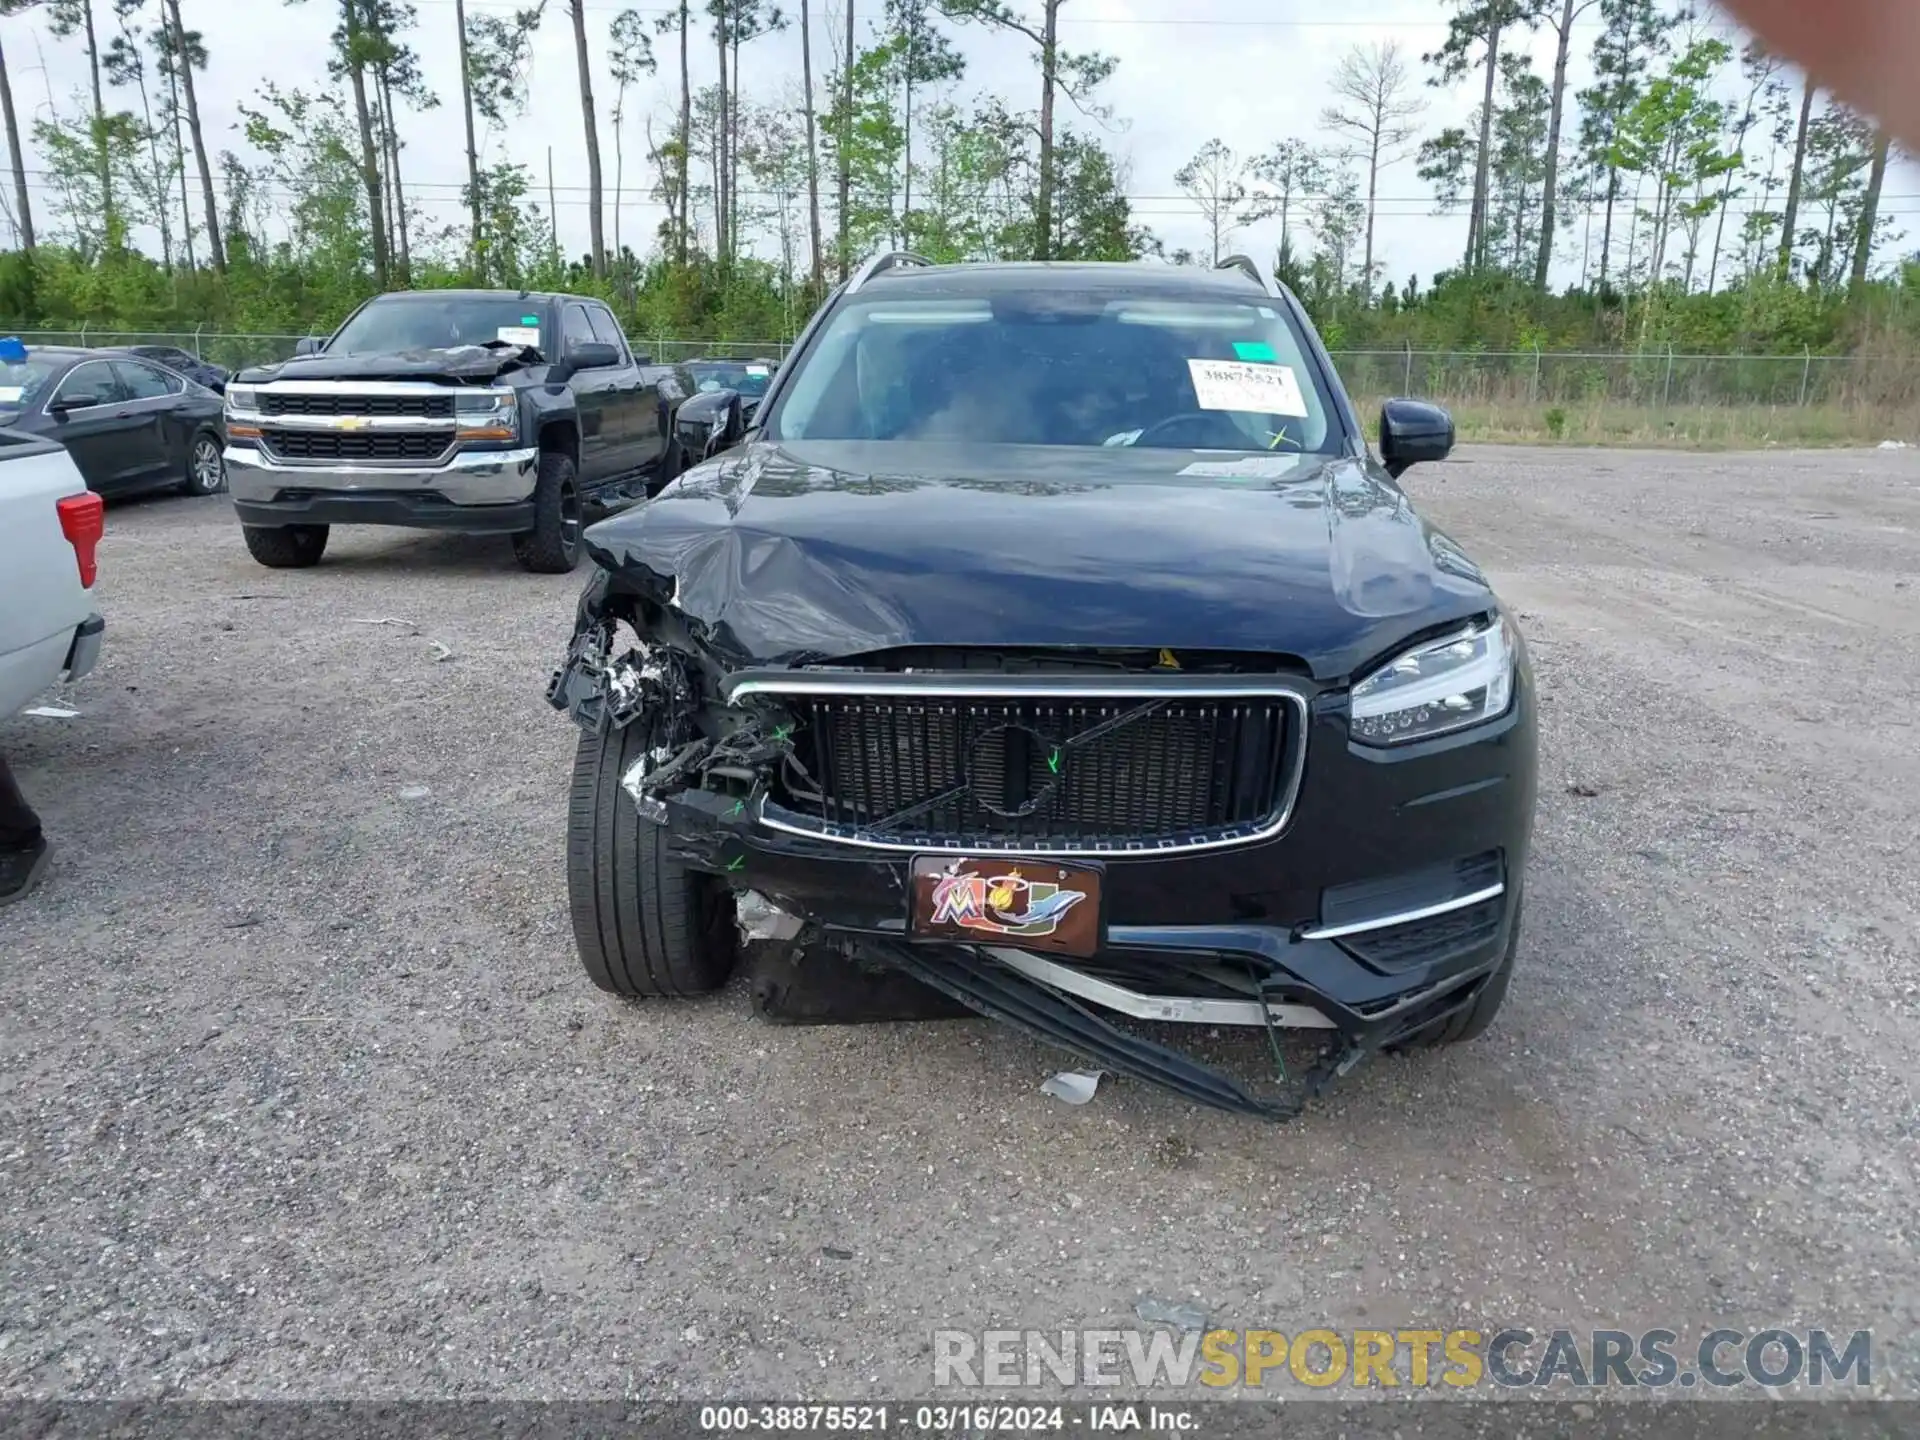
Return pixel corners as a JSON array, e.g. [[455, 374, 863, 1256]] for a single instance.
[[567, 718, 737, 998], [513, 450, 583, 574], [242, 523, 329, 568], [1395, 892, 1521, 1049], [180, 431, 227, 496]]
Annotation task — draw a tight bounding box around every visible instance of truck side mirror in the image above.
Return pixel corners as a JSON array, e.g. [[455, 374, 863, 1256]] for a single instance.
[[293, 336, 325, 357]]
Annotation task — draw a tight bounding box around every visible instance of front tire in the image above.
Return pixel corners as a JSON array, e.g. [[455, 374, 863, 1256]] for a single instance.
[[567, 718, 737, 998], [181, 431, 227, 496], [242, 523, 329, 568], [512, 450, 583, 573]]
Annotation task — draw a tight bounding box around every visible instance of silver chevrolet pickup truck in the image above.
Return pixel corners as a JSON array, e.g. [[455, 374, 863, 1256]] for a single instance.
[[225, 289, 694, 573]]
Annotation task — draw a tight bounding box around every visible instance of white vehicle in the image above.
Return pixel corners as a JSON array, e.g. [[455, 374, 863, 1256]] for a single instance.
[[0, 431, 105, 718]]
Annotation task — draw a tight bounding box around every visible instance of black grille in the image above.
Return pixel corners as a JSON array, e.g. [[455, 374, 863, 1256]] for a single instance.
[[260, 430, 451, 462], [772, 693, 1296, 850], [1341, 897, 1504, 972], [261, 392, 455, 417]]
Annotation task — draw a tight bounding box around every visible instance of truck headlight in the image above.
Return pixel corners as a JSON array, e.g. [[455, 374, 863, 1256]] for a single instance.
[[455, 389, 517, 441], [225, 385, 258, 413], [1350, 616, 1516, 746]]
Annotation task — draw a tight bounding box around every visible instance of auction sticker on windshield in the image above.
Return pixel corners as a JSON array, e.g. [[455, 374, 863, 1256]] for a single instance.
[[910, 856, 1104, 958], [497, 325, 541, 347], [1187, 358, 1309, 417]]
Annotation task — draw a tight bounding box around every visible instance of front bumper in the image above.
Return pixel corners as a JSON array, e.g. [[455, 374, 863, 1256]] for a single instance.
[[651, 686, 1537, 1100], [225, 443, 541, 529], [550, 619, 1538, 1116]]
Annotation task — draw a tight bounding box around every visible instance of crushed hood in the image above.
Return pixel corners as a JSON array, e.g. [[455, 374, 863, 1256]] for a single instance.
[[237, 343, 543, 386], [582, 440, 1498, 680]]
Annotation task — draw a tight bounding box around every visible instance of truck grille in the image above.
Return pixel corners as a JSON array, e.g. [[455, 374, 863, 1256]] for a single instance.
[[260, 430, 452, 463], [768, 692, 1300, 853], [261, 392, 455, 418]]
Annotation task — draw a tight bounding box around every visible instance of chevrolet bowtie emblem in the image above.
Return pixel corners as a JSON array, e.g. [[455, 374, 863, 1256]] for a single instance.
[[337, 416, 370, 430]]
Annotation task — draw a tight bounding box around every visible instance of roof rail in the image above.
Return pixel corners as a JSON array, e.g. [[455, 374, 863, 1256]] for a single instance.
[[846, 250, 935, 294], [1217, 254, 1282, 298]]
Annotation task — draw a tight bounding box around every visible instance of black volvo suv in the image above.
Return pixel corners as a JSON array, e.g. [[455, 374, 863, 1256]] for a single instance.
[[548, 254, 1539, 1119]]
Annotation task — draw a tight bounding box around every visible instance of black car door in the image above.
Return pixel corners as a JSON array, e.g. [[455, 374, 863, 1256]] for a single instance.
[[562, 302, 615, 485], [44, 360, 149, 495], [586, 303, 657, 473], [111, 359, 190, 491]]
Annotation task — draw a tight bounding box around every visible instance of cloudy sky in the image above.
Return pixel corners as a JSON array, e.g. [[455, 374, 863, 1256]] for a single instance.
[[3, 0, 1914, 299]]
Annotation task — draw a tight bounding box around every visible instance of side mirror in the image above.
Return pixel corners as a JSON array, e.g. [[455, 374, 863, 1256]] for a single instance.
[[632, 352, 653, 366], [46, 399, 76, 422], [569, 341, 621, 372], [674, 388, 745, 461], [292, 336, 325, 357], [1379, 398, 1455, 479]]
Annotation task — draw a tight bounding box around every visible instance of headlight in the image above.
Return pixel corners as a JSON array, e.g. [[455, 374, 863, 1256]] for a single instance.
[[455, 389, 517, 440], [225, 385, 258, 412], [1350, 617, 1516, 746]]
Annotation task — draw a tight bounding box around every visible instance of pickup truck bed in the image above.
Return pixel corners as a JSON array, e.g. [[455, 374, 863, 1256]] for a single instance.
[[0, 431, 105, 717]]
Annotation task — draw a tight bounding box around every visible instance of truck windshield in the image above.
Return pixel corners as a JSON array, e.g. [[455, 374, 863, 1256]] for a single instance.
[[0, 359, 56, 411], [768, 291, 1342, 454], [327, 298, 548, 356]]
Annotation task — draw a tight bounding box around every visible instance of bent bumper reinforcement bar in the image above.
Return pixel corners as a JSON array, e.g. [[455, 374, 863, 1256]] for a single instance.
[[862, 939, 1496, 1122], [982, 947, 1337, 1030]]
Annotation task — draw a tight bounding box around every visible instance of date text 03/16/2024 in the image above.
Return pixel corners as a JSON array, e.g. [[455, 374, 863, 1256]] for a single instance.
[[697, 1405, 1197, 1433]]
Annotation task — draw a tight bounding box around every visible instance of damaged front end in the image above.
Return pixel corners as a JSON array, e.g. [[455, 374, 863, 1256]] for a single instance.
[[546, 567, 805, 839], [543, 564, 1522, 1124]]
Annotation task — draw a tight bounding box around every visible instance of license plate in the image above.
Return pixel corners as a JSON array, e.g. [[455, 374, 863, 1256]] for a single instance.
[[908, 855, 1106, 959]]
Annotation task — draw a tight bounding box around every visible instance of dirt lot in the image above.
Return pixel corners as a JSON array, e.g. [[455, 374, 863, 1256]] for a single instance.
[[2, 445, 1917, 1401]]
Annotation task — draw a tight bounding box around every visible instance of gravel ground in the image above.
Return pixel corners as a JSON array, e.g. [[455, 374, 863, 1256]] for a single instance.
[[2, 445, 1917, 1402]]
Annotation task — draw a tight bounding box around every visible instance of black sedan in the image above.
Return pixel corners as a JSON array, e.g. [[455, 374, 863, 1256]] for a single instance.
[[0, 344, 228, 498], [548, 255, 1536, 1121], [111, 343, 230, 394]]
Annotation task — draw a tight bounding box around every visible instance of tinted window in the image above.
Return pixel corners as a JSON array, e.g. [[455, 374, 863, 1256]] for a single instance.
[[52, 362, 126, 409], [586, 306, 629, 362], [115, 360, 183, 398], [328, 297, 550, 355], [562, 304, 596, 352], [771, 291, 1339, 454]]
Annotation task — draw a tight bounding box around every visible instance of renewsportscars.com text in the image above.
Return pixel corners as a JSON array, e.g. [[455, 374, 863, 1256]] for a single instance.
[[931, 1328, 1872, 1391]]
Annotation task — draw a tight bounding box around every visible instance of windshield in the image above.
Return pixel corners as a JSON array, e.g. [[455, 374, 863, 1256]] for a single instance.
[[327, 298, 548, 356], [690, 361, 773, 398], [768, 290, 1341, 454], [0, 359, 56, 411]]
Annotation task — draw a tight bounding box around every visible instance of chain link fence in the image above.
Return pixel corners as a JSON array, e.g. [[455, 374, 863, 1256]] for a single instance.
[[1328, 348, 1920, 413], [6, 330, 1914, 417], [3, 330, 799, 371], [5, 328, 313, 372]]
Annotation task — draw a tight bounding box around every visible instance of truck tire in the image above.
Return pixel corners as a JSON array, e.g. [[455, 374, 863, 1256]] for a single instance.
[[513, 450, 583, 574], [242, 523, 329, 568], [567, 718, 737, 998], [1395, 891, 1521, 1049]]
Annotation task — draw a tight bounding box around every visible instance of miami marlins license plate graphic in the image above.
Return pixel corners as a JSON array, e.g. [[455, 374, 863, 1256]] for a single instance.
[[908, 856, 1105, 959]]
